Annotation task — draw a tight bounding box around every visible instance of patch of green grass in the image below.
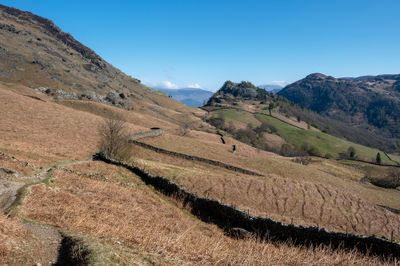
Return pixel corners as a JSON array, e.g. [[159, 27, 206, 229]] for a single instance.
[[207, 107, 400, 165], [255, 113, 398, 164], [212, 109, 260, 127]]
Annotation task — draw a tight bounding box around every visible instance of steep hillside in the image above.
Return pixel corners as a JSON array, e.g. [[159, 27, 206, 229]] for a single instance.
[[0, 4, 204, 128], [278, 73, 400, 151], [2, 81, 395, 264], [1, 4, 400, 264]]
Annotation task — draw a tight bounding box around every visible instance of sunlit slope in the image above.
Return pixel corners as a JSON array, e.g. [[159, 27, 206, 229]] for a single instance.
[[0, 83, 382, 263], [209, 108, 400, 164]]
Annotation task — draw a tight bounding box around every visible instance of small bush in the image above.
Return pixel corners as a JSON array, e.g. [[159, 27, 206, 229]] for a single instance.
[[235, 128, 258, 145], [268, 125, 278, 134], [207, 117, 225, 129], [98, 116, 131, 161], [280, 144, 307, 157], [347, 147, 356, 159], [301, 142, 321, 157], [254, 123, 277, 134], [339, 146, 357, 160]]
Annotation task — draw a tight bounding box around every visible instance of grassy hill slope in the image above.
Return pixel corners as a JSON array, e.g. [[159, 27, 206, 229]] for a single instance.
[[278, 73, 400, 152], [207, 107, 400, 165], [1, 82, 394, 264]]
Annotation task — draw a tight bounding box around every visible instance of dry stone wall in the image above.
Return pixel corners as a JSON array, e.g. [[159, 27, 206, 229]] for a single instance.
[[94, 153, 400, 259], [129, 139, 263, 176]]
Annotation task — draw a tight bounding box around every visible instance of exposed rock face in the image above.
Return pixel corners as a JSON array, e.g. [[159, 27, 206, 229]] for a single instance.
[[0, 5, 104, 68], [279, 73, 400, 144], [205, 81, 271, 107]]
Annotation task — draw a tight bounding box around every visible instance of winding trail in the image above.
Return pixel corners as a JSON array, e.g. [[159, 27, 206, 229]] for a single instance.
[[1, 158, 92, 265], [2, 159, 92, 215]]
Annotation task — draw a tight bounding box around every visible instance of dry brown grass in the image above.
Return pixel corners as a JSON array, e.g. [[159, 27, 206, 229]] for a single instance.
[[1, 80, 399, 263], [142, 132, 400, 210], [0, 85, 101, 165], [0, 9, 204, 130], [0, 84, 152, 167], [0, 214, 53, 265], [263, 131, 286, 149], [19, 161, 393, 265], [131, 144, 400, 241], [59, 100, 177, 130], [0, 150, 34, 176]]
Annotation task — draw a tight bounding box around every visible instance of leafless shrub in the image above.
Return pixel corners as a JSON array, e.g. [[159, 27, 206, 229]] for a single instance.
[[98, 116, 131, 161]]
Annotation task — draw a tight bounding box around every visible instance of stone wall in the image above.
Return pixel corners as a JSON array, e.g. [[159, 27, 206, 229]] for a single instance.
[[130, 129, 164, 140], [129, 140, 263, 176], [94, 153, 400, 259]]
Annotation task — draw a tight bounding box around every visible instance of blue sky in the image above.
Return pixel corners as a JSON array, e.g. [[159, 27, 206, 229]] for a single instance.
[[2, 0, 400, 91]]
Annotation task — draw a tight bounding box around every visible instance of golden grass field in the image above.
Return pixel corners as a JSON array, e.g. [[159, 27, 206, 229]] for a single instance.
[[141, 132, 400, 209], [19, 161, 392, 265], [0, 214, 41, 265], [131, 144, 400, 241], [1, 82, 400, 264]]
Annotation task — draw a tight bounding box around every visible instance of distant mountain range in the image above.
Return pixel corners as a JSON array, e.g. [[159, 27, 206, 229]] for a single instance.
[[258, 84, 284, 94], [154, 88, 213, 107]]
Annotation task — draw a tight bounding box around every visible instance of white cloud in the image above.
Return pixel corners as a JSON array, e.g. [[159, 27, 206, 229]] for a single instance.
[[146, 80, 203, 90], [147, 80, 179, 89], [187, 83, 202, 89], [159, 80, 179, 89]]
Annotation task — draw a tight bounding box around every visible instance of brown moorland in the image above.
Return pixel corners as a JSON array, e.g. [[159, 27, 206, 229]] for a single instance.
[[19, 161, 393, 265], [140, 132, 400, 209], [130, 143, 400, 241], [1, 4, 400, 264]]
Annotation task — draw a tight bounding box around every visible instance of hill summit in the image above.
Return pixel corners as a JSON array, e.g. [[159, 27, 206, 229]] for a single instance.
[[206, 81, 271, 107]]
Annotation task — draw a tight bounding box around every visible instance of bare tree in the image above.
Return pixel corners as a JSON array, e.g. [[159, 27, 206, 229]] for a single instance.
[[98, 116, 131, 161]]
